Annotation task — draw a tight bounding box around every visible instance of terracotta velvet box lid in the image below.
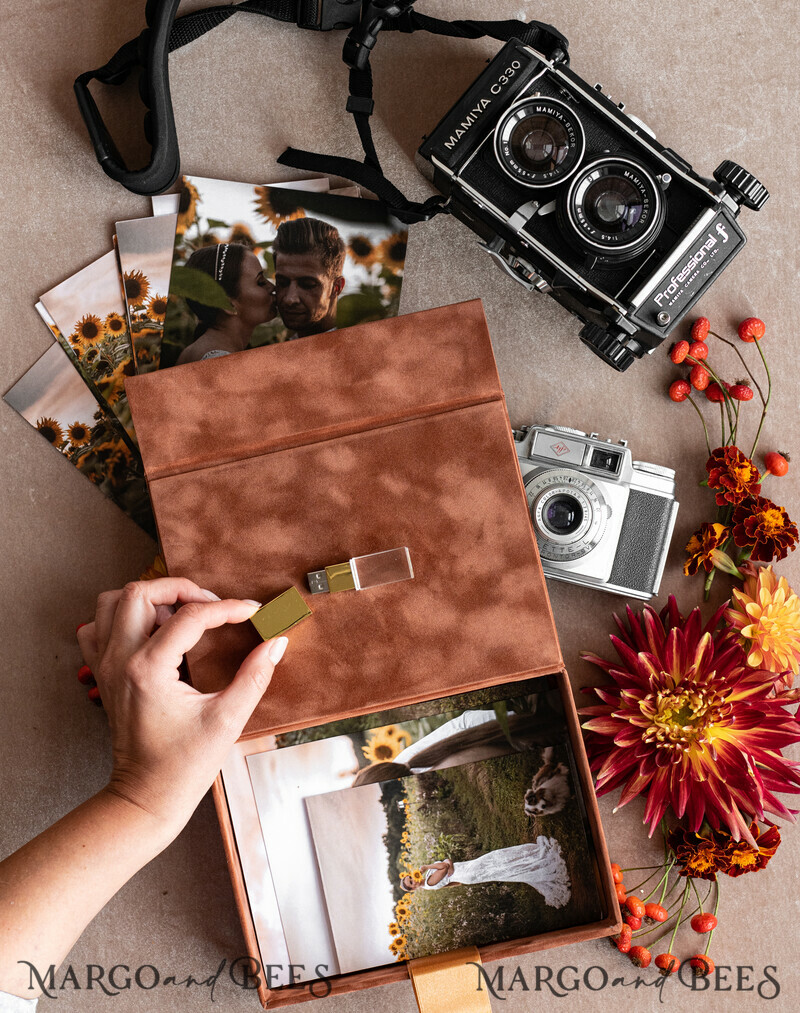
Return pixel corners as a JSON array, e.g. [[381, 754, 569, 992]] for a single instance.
[[125, 299, 619, 1006]]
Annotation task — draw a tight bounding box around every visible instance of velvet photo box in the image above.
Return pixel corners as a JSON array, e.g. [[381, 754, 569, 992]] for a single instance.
[[125, 299, 620, 1007]]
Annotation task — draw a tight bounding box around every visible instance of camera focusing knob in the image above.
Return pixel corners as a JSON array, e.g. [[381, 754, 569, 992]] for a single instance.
[[713, 160, 769, 211], [579, 322, 636, 372]]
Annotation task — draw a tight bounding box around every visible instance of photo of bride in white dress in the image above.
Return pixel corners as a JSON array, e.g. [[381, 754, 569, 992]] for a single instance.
[[401, 836, 571, 909]]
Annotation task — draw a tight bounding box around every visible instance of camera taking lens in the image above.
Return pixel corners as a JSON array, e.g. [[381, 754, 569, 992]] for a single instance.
[[561, 157, 665, 260], [543, 494, 583, 534]]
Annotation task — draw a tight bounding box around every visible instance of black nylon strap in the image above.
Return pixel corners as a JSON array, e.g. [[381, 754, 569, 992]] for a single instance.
[[279, 9, 569, 222]]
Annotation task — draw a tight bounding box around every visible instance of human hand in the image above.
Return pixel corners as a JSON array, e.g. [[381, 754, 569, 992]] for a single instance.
[[77, 577, 286, 840]]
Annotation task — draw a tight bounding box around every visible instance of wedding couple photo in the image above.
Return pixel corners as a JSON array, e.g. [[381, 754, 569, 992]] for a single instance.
[[160, 176, 407, 368], [244, 677, 605, 979]]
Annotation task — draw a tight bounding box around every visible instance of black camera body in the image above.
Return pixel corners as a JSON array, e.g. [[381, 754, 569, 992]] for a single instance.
[[417, 40, 768, 371]]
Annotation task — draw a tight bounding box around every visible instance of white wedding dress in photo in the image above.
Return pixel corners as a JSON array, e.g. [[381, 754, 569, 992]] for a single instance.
[[423, 835, 571, 908]]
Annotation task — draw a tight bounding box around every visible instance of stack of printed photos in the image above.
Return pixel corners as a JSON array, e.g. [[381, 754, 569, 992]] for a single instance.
[[5, 175, 410, 538], [222, 673, 605, 985]]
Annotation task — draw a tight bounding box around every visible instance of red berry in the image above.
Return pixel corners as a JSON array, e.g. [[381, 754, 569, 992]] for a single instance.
[[615, 883, 627, 903], [625, 914, 642, 930], [705, 381, 726, 403], [625, 895, 646, 919], [669, 379, 691, 402], [610, 862, 624, 884], [729, 382, 754, 401], [690, 364, 710, 390], [670, 340, 690, 364], [738, 317, 765, 342], [644, 902, 668, 923], [655, 953, 681, 976], [610, 924, 632, 952], [688, 340, 708, 360], [690, 954, 715, 977], [629, 946, 652, 968], [77, 664, 94, 686], [691, 912, 718, 933], [691, 317, 711, 341], [87, 686, 103, 706], [764, 451, 790, 477]]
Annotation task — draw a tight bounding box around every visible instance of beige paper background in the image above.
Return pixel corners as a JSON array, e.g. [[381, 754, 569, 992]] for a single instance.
[[1, 0, 798, 1010]]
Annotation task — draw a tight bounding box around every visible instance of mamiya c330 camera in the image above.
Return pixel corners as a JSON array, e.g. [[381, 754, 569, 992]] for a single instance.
[[417, 40, 768, 371], [514, 425, 678, 599]]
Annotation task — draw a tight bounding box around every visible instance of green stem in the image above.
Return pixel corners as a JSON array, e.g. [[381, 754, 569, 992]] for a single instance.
[[731, 400, 740, 447], [695, 356, 736, 434], [667, 881, 691, 953], [687, 395, 712, 457], [658, 858, 676, 905], [710, 330, 767, 405], [749, 339, 772, 460], [703, 567, 716, 601], [704, 880, 721, 956], [719, 401, 726, 446], [627, 865, 667, 895]]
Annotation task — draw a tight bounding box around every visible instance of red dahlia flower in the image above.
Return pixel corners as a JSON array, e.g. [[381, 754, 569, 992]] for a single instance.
[[732, 496, 799, 562], [580, 597, 800, 843], [706, 446, 761, 506]]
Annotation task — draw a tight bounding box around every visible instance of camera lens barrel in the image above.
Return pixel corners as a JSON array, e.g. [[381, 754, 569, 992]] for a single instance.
[[559, 156, 666, 260], [525, 470, 608, 562], [494, 97, 585, 187]]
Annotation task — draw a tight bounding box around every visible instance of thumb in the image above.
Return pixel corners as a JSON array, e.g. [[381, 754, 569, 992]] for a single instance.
[[214, 636, 288, 734]]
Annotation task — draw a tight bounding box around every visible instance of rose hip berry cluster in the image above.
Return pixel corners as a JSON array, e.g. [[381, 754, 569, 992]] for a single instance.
[[608, 861, 718, 978]]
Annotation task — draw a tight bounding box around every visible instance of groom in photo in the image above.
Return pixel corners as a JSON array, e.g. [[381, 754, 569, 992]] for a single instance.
[[273, 217, 347, 338]]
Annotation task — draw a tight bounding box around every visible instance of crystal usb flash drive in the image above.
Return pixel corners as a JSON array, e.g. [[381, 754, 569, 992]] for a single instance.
[[307, 547, 414, 595]]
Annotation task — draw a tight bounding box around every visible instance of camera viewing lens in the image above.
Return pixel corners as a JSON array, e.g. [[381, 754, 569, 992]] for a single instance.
[[510, 116, 570, 174], [560, 157, 666, 260], [495, 98, 585, 187], [543, 494, 583, 535]]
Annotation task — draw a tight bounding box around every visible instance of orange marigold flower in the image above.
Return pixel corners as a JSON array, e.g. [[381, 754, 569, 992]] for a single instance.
[[667, 824, 727, 880], [732, 496, 799, 562], [580, 596, 800, 842], [706, 446, 761, 506], [716, 820, 781, 877], [684, 522, 730, 576], [726, 565, 800, 681]]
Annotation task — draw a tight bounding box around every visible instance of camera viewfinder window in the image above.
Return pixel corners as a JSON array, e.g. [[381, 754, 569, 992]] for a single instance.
[[590, 449, 621, 474]]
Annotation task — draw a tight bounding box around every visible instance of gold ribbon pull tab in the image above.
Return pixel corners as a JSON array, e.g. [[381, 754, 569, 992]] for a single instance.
[[408, 946, 494, 1013]]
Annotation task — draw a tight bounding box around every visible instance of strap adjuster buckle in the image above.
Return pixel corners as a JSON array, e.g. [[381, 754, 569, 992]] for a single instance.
[[301, 0, 363, 31]]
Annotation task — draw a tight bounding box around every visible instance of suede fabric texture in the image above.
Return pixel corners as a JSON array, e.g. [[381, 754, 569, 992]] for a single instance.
[[126, 299, 565, 736]]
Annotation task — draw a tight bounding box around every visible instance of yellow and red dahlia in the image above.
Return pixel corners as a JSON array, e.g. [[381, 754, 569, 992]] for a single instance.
[[580, 596, 800, 843], [706, 446, 761, 506], [726, 565, 800, 680], [732, 496, 798, 562]]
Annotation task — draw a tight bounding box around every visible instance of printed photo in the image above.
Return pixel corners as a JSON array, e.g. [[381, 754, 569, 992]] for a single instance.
[[4, 342, 155, 537], [38, 251, 136, 443], [305, 743, 602, 972], [160, 175, 408, 368], [240, 676, 603, 985], [117, 175, 334, 373]]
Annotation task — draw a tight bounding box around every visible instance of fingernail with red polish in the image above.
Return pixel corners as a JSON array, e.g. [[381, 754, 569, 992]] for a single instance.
[[76, 622, 88, 634], [77, 665, 94, 685]]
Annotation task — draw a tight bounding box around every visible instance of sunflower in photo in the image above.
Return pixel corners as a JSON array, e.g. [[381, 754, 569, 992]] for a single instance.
[[176, 177, 200, 235], [254, 185, 306, 227], [75, 314, 103, 343], [362, 724, 412, 764], [83, 347, 100, 366], [347, 234, 378, 268], [66, 331, 82, 349], [67, 421, 92, 446], [377, 232, 408, 272], [146, 294, 168, 322], [36, 417, 64, 446], [104, 311, 127, 337], [227, 222, 262, 254], [124, 269, 150, 308]]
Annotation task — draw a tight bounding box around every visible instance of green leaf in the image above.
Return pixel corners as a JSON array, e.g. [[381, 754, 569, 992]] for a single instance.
[[169, 266, 233, 311], [205, 218, 229, 229]]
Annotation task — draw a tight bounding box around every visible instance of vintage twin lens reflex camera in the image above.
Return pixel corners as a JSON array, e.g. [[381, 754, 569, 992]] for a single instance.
[[417, 40, 769, 371], [514, 425, 678, 600]]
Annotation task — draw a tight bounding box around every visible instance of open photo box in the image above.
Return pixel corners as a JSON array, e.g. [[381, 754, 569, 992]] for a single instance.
[[125, 299, 620, 1007]]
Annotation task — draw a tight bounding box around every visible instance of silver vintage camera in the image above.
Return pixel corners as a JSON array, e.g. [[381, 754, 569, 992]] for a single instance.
[[514, 425, 678, 599]]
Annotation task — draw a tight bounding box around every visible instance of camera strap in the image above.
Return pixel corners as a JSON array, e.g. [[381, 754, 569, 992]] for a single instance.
[[74, 0, 568, 219]]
